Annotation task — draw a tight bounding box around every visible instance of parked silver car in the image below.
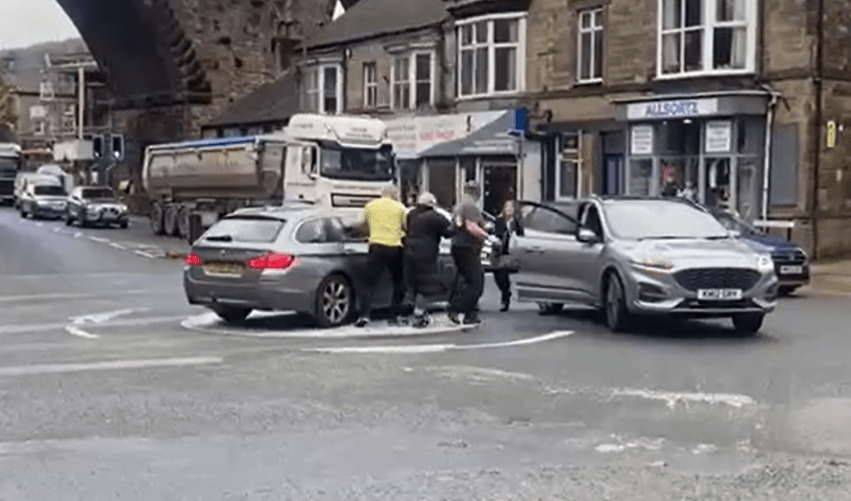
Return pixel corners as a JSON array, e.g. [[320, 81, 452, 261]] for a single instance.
[[183, 205, 458, 326], [511, 196, 779, 335]]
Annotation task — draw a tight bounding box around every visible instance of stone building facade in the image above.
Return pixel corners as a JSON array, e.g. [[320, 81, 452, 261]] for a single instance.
[[523, 0, 851, 259]]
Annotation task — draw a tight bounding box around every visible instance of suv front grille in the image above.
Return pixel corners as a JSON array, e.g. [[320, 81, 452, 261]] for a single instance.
[[674, 268, 761, 292], [771, 249, 807, 264]]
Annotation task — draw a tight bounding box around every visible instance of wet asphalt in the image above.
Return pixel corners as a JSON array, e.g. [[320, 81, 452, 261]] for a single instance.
[[2, 207, 851, 500]]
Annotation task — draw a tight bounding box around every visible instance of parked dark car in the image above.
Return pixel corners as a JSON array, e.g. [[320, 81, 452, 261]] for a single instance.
[[65, 186, 129, 228], [710, 209, 809, 295]]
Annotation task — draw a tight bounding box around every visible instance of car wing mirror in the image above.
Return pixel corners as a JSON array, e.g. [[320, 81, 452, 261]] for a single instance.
[[577, 227, 599, 244]]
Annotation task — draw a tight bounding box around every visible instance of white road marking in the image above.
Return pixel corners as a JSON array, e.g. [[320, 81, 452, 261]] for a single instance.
[[64, 325, 100, 339], [109, 242, 127, 250], [595, 436, 665, 454], [87, 236, 109, 243], [133, 250, 157, 259], [0, 356, 223, 378], [52, 227, 61, 233], [0, 289, 171, 304], [309, 330, 574, 354], [36, 222, 43, 227], [70, 308, 150, 324], [0, 315, 186, 336], [74, 232, 83, 238], [609, 388, 756, 409]]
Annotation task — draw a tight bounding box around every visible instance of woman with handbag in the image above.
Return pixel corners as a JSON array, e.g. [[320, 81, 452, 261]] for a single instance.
[[491, 200, 523, 312]]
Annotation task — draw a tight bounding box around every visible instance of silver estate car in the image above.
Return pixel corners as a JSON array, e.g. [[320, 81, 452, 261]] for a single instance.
[[183, 205, 458, 326], [511, 196, 779, 335]]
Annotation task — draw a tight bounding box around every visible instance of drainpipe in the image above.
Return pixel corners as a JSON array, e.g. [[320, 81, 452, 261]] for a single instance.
[[760, 85, 780, 221], [811, 0, 825, 259]]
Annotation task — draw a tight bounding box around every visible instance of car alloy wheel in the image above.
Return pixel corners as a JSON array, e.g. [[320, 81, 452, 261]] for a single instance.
[[316, 275, 352, 328], [604, 272, 630, 332]]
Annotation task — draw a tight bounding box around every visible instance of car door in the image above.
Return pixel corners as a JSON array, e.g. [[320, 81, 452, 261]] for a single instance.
[[573, 202, 608, 303], [512, 201, 583, 303]]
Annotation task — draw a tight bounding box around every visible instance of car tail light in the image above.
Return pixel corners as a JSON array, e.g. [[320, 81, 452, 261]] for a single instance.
[[184, 253, 203, 266], [247, 252, 295, 270]]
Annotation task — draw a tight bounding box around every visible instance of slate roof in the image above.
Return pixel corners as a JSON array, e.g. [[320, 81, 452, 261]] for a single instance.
[[302, 0, 449, 49], [204, 71, 299, 128]]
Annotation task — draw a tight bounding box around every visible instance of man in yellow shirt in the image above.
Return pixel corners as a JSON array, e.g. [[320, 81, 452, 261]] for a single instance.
[[356, 186, 407, 328]]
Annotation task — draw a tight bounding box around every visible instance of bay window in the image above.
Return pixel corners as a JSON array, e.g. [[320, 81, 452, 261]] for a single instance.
[[457, 14, 526, 98], [391, 51, 434, 110], [301, 63, 343, 114], [659, 0, 755, 77]]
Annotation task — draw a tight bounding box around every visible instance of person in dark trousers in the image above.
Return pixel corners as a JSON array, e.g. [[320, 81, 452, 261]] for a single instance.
[[448, 181, 487, 325], [356, 186, 407, 328], [404, 192, 455, 328], [491, 200, 523, 312]]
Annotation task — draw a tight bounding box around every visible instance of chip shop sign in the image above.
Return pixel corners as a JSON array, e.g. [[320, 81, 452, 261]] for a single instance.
[[627, 97, 719, 121]]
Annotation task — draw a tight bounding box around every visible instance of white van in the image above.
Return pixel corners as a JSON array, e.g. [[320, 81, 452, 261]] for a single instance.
[[18, 174, 68, 220]]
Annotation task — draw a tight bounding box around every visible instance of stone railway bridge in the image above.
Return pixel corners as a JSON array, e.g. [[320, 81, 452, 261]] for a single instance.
[[54, 0, 340, 172]]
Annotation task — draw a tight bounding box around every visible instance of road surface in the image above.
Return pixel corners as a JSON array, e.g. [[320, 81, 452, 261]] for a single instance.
[[2, 207, 851, 500]]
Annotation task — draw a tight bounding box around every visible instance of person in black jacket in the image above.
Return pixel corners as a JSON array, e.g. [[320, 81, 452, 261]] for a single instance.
[[404, 192, 455, 327], [492, 200, 523, 312]]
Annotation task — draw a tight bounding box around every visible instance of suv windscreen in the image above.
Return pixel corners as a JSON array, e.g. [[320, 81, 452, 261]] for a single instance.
[[605, 201, 729, 240], [203, 217, 285, 243], [33, 185, 66, 196]]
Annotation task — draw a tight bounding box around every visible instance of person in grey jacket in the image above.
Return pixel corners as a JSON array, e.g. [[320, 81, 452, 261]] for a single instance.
[[448, 181, 487, 325]]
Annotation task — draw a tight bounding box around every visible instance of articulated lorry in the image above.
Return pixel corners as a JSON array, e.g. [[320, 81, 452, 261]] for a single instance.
[[0, 143, 22, 205], [142, 113, 396, 239]]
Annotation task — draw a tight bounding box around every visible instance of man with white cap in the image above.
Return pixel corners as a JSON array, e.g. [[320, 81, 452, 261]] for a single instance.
[[403, 191, 455, 327]]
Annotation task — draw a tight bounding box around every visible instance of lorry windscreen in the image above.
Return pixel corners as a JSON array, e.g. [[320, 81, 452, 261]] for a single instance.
[[0, 159, 19, 178], [319, 144, 394, 182]]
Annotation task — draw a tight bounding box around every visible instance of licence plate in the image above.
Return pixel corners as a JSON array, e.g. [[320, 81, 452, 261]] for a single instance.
[[779, 265, 803, 275], [697, 289, 742, 301], [204, 262, 243, 276]]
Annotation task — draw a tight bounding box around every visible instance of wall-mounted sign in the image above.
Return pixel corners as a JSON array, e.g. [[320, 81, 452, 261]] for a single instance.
[[705, 120, 732, 153], [627, 98, 719, 121], [827, 120, 837, 148], [631, 125, 654, 155]]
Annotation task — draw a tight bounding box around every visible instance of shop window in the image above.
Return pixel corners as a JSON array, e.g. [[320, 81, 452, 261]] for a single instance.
[[577, 8, 605, 83], [363, 62, 377, 109], [392, 52, 434, 110], [301, 64, 342, 114], [457, 14, 526, 98], [427, 159, 457, 209], [660, 120, 701, 154], [659, 0, 755, 77]]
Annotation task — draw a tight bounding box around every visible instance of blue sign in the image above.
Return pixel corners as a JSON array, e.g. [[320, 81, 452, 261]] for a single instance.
[[508, 108, 528, 137]]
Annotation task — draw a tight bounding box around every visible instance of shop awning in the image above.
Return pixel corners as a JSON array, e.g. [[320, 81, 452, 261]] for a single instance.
[[419, 110, 520, 157]]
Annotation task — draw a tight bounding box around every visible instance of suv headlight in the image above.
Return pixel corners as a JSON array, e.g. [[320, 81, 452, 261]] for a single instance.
[[118, 204, 128, 212], [630, 257, 675, 271], [756, 253, 774, 272]]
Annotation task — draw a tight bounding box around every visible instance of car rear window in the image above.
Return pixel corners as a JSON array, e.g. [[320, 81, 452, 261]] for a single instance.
[[204, 217, 285, 243], [82, 188, 115, 199], [34, 185, 65, 196]]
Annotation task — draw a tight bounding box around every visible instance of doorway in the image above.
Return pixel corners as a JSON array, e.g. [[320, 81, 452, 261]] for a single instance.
[[482, 162, 517, 217]]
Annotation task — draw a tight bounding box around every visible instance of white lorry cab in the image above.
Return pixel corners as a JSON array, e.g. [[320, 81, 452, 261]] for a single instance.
[[142, 113, 396, 239], [0, 143, 22, 205]]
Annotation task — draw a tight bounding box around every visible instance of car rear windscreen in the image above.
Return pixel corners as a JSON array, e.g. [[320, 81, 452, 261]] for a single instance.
[[34, 185, 66, 196], [82, 188, 115, 199], [205, 217, 285, 243]]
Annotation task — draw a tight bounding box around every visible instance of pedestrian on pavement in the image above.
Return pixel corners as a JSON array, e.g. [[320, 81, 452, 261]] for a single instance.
[[448, 181, 488, 325], [491, 199, 523, 312], [356, 185, 407, 328], [403, 192, 455, 328]]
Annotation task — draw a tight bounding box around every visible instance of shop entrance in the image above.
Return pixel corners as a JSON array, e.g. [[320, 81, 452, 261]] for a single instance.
[[482, 161, 517, 217]]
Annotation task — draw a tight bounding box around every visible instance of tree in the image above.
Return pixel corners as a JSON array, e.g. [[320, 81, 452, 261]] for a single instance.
[[0, 75, 16, 136]]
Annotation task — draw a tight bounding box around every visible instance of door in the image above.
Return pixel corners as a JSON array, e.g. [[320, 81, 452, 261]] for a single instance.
[[573, 202, 607, 302], [482, 163, 517, 217], [512, 201, 583, 303], [603, 155, 623, 195]]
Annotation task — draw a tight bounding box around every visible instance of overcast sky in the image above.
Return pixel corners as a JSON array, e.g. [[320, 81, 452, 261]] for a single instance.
[[0, 0, 80, 50]]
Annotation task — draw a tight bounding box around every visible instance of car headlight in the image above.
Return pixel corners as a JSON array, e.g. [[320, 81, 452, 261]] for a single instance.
[[630, 257, 675, 271], [756, 253, 774, 272], [118, 204, 128, 212]]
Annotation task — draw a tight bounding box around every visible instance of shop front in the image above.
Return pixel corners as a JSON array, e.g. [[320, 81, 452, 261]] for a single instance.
[[615, 92, 769, 221], [385, 111, 541, 215]]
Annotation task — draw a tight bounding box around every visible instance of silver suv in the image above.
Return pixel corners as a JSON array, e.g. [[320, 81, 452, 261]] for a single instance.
[[511, 196, 779, 335]]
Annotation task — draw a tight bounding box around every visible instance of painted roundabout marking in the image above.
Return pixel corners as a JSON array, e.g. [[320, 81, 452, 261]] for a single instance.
[[180, 311, 574, 353]]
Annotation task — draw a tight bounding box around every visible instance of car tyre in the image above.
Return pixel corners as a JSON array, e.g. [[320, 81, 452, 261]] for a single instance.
[[19, 208, 26, 218], [778, 286, 798, 297], [732, 313, 764, 335], [315, 274, 353, 328], [213, 307, 252, 324], [65, 212, 74, 226], [603, 272, 630, 333], [119, 221, 128, 229], [537, 302, 564, 315]]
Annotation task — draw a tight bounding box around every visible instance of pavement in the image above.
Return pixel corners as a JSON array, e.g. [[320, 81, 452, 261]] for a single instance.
[[4, 206, 851, 500]]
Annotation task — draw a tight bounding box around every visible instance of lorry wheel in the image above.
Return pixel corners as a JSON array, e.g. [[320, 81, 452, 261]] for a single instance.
[[150, 203, 165, 235], [164, 205, 179, 236], [177, 205, 190, 239]]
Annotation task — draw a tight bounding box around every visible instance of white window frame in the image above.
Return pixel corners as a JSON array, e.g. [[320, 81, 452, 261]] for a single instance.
[[302, 63, 343, 114], [576, 8, 604, 83], [363, 62, 378, 109], [390, 51, 435, 110], [656, 0, 757, 79], [456, 12, 527, 99]]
